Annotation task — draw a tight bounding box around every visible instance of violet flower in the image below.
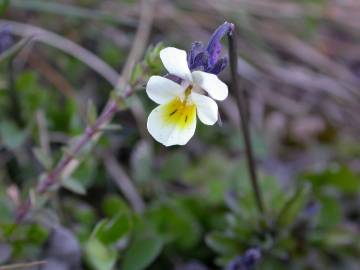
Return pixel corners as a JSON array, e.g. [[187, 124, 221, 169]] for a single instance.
[[188, 21, 234, 75], [145, 22, 233, 146]]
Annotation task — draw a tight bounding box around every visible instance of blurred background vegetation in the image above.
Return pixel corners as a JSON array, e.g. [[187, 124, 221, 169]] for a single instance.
[[0, 0, 360, 269]]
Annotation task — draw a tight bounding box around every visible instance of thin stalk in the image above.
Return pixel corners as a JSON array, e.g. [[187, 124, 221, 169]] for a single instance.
[[0, 261, 46, 270], [15, 0, 156, 223], [36, 100, 118, 194], [10, 0, 136, 27], [228, 27, 265, 214], [7, 60, 23, 127]]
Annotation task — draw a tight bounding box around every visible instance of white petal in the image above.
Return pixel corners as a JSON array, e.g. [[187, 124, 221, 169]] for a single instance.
[[146, 76, 183, 104], [192, 71, 228, 101], [147, 99, 197, 146], [190, 93, 218, 125], [160, 47, 192, 81]]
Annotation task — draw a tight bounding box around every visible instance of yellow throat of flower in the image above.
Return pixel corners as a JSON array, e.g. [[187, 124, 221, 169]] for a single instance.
[[162, 89, 196, 129]]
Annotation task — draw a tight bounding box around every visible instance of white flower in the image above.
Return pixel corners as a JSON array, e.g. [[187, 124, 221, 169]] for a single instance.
[[146, 47, 228, 146]]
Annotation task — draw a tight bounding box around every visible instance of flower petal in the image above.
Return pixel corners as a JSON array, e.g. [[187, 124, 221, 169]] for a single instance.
[[208, 57, 227, 75], [192, 71, 228, 101], [146, 76, 183, 104], [190, 93, 218, 125], [206, 22, 234, 66], [147, 98, 197, 146], [160, 47, 192, 81]]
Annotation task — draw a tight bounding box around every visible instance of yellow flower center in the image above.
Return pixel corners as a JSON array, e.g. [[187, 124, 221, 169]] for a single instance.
[[162, 97, 196, 129]]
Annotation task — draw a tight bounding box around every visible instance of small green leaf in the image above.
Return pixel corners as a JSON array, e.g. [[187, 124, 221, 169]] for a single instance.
[[62, 177, 86, 195], [318, 196, 342, 228], [94, 214, 132, 245], [91, 210, 132, 246], [130, 63, 143, 86], [205, 233, 240, 255], [321, 228, 360, 248], [86, 100, 98, 126], [159, 152, 189, 181], [144, 42, 165, 75], [122, 235, 163, 270], [130, 140, 153, 183], [102, 196, 130, 217], [0, 121, 27, 150], [276, 183, 311, 227], [304, 165, 360, 194], [146, 200, 201, 249], [33, 147, 52, 170], [85, 238, 117, 270]]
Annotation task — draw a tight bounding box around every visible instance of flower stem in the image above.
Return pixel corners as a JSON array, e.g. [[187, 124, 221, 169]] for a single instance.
[[15, 0, 157, 223], [228, 27, 265, 215], [36, 100, 118, 193]]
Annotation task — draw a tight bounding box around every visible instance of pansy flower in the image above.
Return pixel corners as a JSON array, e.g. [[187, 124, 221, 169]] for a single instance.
[[146, 23, 233, 146]]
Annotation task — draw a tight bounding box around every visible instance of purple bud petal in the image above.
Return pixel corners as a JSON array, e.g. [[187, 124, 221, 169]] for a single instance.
[[190, 51, 208, 70], [208, 57, 227, 75], [226, 248, 261, 270], [206, 22, 234, 67], [188, 41, 205, 65], [242, 248, 261, 267]]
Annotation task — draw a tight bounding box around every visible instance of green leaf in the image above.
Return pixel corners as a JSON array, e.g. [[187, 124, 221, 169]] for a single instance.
[[144, 42, 165, 75], [102, 196, 130, 218], [86, 100, 98, 126], [26, 224, 49, 244], [318, 195, 342, 228], [146, 200, 201, 249], [85, 238, 117, 270], [62, 177, 87, 195], [122, 235, 163, 270], [93, 213, 132, 245], [205, 232, 240, 255], [33, 147, 52, 170], [130, 140, 153, 183], [130, 63, 143, 86], [0, 121, 27, 150], [159, 152, 189, 181], [321, 227, 360, 248], [304, 165, 360, 194], [276, 183, 311, 227]]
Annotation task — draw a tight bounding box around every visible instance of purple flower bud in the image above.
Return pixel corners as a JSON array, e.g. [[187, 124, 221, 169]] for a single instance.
[[0, 25, 13, 54], [208, 57, 227, 75], [242, 248, 261, 267], [191, 51, 208, 70], [188, 41, 205, 67], [206, 22, 234, 67], [187, 22, 234, 75], [226, 248, 261, 270]]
